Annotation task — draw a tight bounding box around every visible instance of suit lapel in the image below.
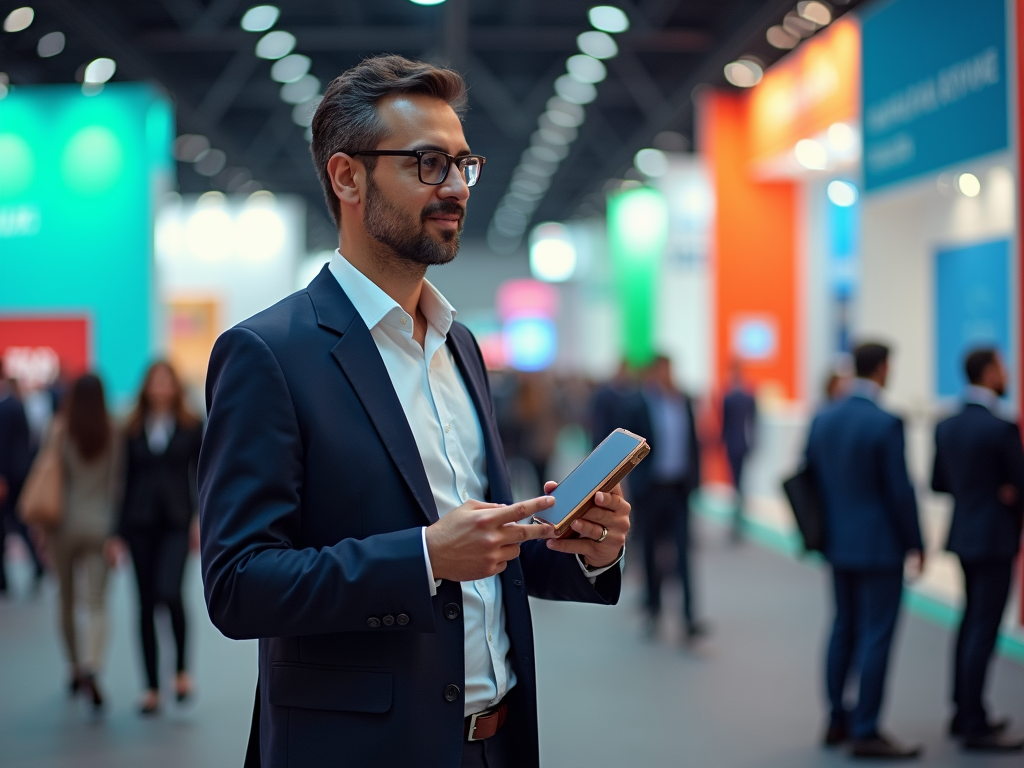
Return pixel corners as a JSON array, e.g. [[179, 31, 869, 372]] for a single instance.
[[308, 266, 439, 524], [446, 326, 513, 505]]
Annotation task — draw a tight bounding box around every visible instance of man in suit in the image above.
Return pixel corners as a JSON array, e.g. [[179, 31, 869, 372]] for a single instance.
[[721, 361, 757, 540], [804, 342, 924, 759], [627, 355, 705, 641], [590, 360, 636, 448], [0, 376, 40, 595], [199, 56, 630, 768], [931, 348, 1024, 752]]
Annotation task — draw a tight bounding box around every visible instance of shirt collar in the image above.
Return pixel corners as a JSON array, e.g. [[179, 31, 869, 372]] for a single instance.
[[964, 385, 1000, 411], [328, 250, 456, 338], [848, 377, 882, 402]]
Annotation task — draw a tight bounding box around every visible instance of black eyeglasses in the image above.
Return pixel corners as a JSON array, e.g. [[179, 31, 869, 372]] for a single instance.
[[347, 150, 485, 187]]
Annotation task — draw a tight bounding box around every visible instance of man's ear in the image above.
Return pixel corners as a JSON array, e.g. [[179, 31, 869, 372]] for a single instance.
[[327, 153, 362, 209]]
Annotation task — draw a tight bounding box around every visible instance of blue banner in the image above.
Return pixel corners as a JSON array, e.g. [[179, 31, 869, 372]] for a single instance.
[[862, 0, 1007, 191]]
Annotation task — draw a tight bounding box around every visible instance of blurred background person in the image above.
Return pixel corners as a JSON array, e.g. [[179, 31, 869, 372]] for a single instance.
[[47, 373, 120, 710], [931, 348, 1024, 752], [590, 360, 637, 447], [627, 354, 705, 642], [721, 360, 757, 541], [116, 361, 203, 715], [0, 375, 45, 594], [804, 342, 924, 759]]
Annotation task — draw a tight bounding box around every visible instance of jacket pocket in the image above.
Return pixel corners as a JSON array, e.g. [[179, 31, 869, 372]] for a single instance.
[[269, 662, 393, 714]]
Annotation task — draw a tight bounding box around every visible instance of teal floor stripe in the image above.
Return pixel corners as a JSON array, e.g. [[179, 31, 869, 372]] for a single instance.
[[692, 492, 1024, 665]]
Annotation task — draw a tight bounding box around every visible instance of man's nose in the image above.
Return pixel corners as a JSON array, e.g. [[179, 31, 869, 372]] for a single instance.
[[439, 164, 471, 201]]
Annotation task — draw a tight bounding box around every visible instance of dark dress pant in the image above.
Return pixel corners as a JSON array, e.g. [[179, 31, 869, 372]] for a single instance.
[[127, 528, 190, 690], [826, 568, 903, 739], [639, 481, 695, 627], [459, 724, 512, 768], [953, 557, 1014, 737], [726, 449, 747, 532]]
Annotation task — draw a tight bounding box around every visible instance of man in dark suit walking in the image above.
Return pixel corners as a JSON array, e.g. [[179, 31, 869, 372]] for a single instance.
[[199, 56, 630, 768], [932, 348, 1024, 752], [804, 342, 924, 759], [0, 376, 42, 595], [628, 355, 705, 641], [721, 361, 757, 540]]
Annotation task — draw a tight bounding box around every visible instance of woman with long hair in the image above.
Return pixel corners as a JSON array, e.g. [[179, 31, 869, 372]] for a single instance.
[[116, 361, 202, 715], [48, 373, 120, 710]]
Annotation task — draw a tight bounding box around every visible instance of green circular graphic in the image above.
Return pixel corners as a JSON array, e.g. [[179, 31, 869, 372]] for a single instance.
[[61, 125, 124, 194], [0, 133, 35, 199]]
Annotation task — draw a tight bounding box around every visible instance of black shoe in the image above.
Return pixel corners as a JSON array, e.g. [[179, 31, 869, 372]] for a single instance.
[[79, 674, 104, 710], [850, 733, 922, 759], [949, 716, 1010, 738], [963, 732, 1024, 752], [823, 723, 849, 747], [68, 675, 82, 697]]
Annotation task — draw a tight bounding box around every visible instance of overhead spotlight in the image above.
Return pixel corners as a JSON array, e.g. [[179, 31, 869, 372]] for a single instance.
[[409, 0, 447, 5], [588, 6, 629, 33], [241, 5, 279, 32], [535, 128, 571, 147], [766, 25, 799, 50], [195, 148, 227, 177], [566, 54, 606, 84], [827, 180, 857, 207], [653, 131, 688, 152], [957, 172, 981, 197], [280, 74, 320, 104], [795, 138, 828, 169], [576, 30, 618, 59], [784, 11, 819, 38], [797, 1, 832, 26], [530, 222, 578, 282], [271, 53, 311, 83], [255, 30, 296, 59], [37, 31, 64, 57], [538, 113, 578, 142], [634, 147, 669, 177], [827, 122, 857, 154], [554, 74, 597, 105], [83, 57, 116, 84], [3, 7, 34, 33], [723, 58, 762, 88], [174, 134, 210, 163], [545, 97, 586, 128]]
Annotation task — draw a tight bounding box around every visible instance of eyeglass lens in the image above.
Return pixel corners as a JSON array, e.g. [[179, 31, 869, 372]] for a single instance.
[[419, 152, 481, 187]]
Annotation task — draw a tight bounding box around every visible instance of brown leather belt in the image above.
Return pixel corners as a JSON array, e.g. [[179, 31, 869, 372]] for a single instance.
[[464, 702, 508, 742]]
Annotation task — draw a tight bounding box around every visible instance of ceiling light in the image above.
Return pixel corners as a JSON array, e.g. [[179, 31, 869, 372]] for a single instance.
[[504, 195, 538, 213], [795, 138, 828, 169], [409, 0, 447, 5], [766, 25, 799, 50], [255, 30, 296, 60], [241, 5, 279, 32], [83, 58, 116, 84], [292, 95, 322, 127], [195, 148, 227, 177], [544, 107, 584, 129], [827, 122, 857, 153], [527, 144, 563, 165], [797, 1, 832, 26], [723, 59, 762, 88], [37, 31, 64, 57], [566, 54, 606, 84], [957, 172, 981, 197], [530, 138, 568, 161], [530, 222, 578, 282], [827, 180, 857, 207], [519, 159, 557, 178], [538, 113, 579, 140], [535, 127, 571, 147], [3, 7, 34, 33], [588, 6, 629, 33], [174, 134, 210, 162], [512, 178, 547, 197], [554, 74, 597, 105], [271, 53, 311, 83], [634, 147, 669, 177], [280, 74, 320, 104], [577, 30, 618, 59], [784, 11, 818, 38]]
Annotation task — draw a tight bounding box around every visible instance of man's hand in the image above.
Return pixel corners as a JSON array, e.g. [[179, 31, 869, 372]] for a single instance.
[[905, 549, 926, 580], [425, 497, 557, 582], [544, 481, 630, 569]]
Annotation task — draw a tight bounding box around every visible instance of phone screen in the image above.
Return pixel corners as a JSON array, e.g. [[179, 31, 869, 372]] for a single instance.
[[534, 430, 643, 527]]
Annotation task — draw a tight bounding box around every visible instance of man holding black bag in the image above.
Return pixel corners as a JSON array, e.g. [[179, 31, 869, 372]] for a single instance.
[[803, 342, 924, 760]]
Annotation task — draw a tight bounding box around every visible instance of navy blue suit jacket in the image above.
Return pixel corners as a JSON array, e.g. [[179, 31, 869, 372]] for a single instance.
[[0, 393, 31, 516], [932, 403, 1024, 562], [624, 389, 701, 500], [805, 394, 922, 570], [721, 387, 756, 460], [198, 266, 620, 768]]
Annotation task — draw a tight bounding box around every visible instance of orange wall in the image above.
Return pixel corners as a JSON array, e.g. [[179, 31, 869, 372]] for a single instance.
[[701, 91, 799, 400]]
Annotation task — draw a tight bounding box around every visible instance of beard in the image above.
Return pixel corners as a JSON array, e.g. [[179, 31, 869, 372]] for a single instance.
[[363, 173, 463, 267]]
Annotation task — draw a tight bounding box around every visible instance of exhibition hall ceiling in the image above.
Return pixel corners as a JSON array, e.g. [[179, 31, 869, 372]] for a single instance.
[[1, 0, 867, 250]]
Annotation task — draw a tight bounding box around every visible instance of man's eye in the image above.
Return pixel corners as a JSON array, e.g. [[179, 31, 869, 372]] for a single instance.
[[421, 155, 441, 169]]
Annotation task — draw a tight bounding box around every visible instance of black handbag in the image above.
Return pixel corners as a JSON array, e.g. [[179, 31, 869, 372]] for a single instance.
[[782, 467, 826, 553]]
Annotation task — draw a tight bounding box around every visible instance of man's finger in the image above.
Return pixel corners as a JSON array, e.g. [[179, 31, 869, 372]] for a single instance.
[[570, 517, 606, 540], [593, 491, 623, 511], [489, 496, 556, 525], [578, 506, 616, 526], [543, 481, 559, 494], [500, 521, 555, 542]]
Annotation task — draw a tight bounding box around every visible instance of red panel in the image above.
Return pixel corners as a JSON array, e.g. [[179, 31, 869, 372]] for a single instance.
[[0, 316, 90, 387]]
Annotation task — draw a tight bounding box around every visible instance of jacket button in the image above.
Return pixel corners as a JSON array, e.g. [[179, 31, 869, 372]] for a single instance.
[[444, 684, 460, 702], [396, 613, 409, 626], [444, 602, 461, 620], [513, 579, 523, 587], [382, 614, 395, 626], [367, 617, 381, 628]]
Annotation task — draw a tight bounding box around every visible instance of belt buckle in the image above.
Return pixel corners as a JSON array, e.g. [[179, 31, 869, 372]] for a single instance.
[[466, 709, 489, 742]]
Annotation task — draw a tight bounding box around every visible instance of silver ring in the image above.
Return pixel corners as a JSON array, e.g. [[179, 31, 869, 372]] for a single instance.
[[596, 526, 608, 543]]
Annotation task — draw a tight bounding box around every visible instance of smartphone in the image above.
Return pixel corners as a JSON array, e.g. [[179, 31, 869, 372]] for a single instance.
[[532, 428, 649, 538]]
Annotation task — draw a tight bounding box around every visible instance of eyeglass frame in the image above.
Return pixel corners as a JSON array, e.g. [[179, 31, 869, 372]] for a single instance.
[[344, 149, 486, 187]]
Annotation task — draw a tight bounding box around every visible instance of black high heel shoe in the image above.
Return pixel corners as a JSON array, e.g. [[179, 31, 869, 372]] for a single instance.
[[79, 674, 104, 710]]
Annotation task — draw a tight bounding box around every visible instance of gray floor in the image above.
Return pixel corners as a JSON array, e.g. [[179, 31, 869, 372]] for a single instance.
[[2, 522, 1022, 767]]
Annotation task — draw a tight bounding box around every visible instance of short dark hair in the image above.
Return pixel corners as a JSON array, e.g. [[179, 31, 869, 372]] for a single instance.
[[310, 55, 468, 228], [964, 348, 999, 385], [853, 342, 890, 379]]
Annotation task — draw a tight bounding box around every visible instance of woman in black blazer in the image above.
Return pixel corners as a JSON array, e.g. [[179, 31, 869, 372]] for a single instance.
[[117, 361, 202, 715]]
